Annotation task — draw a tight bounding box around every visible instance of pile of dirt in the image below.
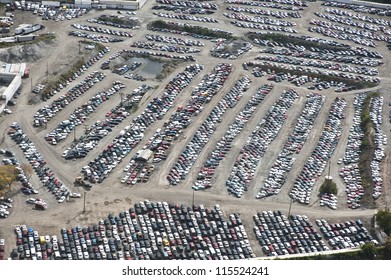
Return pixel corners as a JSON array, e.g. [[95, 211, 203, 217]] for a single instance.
[[0, 40, 55, 63]]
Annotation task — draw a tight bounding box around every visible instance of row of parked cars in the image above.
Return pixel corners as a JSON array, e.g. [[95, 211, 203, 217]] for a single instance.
[[155, 0, 218, 11], [255, 211, 328, 257], [153, 12, 218, 23], [147, 20, 233, 40], [8, 123, 70, 203], [252, 33, 383, 59], [119, 64, 233, 186], [245, 60, 381, 85], [193, 84, 274, 191], [12, 201, 256, 260], [310, 19, 389, 44], [340, 164, 363, 210], [81, 64, 204, 183], [45, 81, 126, 145], [319, 193, 338, 210], [210, 39, 252, 60], [126, 49, 196, 61], [167, 76, 251, 186], [226, 5, 302, 19], [256, 54, 379, 76], [315, 12, 391, 35], [339, 94, 366, 209], [130, 41, 201, 54], [289, 97, 347, 204], [122, 64, 233, 185], [324, 7, 391, 28], [316, 218, 378, 250], [223, 12, 297, 27], [344, 99, 365, 158], [225, 0, 307, 11], [308, 26, 376, 48], [260, 46, 383, 67], [231, 20, 297, 33], [247, 64, 360, 92], [68, 31, 124, 43], [151, 63, 232, 167], [322, 1, 391, 17], [13, 225, 64, 260], [87, 17, 140, 30], [226, 89, 299, 198], [256, 93, 325, 199], [151, 5, 215, 15], [63, 85, 152, 161], [0, 196, 13, 218], [71, 23, 133, 37], [369, 96, 385, 200], [33, 71, 106, 128], [39, 47, 110, 102], [145, 33, 204, 46]]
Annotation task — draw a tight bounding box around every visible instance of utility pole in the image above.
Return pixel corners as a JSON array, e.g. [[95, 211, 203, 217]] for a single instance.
[[73, 126, 76, 142], [84, 124, 88, 136], [78, 41, 81, 54], [192, 190, 195, 207], [46, 62, 49, 83], [120, 92, 124, 107], [288, 198, 293, 218], [30, 77, 33, 92], [83, 191, 86, 213]]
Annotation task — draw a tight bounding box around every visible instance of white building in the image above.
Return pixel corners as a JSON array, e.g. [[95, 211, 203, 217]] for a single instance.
[[0, 63, 25, 114]]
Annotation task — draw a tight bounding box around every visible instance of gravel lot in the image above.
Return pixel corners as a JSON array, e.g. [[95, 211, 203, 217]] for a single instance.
[[0, 1, 390, 259]]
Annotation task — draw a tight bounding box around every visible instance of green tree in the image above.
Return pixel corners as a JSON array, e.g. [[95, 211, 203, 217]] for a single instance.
[[319, 180, 337, 195], [383, 234, 391, 260], [0, 165, 19, 197], [360, 242, 377, 259], [376, 210, 391, 235]]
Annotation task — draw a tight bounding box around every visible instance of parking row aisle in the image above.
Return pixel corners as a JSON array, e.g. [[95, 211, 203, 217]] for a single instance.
[[81, 64, 204, 183], [120, 64, 234, 186], [256, 93, 325, 200], [226, 89, 299, 198], [192, 83, 274, 192], [166, 76, 252, 185], [289, 97, 347, 205]]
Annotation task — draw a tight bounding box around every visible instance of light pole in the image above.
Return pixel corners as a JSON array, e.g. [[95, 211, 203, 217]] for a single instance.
[[120, 92, 124, 107], [288, 198, 293, 218], [83, 191, 86, 213], [192, 190, 195, 207]]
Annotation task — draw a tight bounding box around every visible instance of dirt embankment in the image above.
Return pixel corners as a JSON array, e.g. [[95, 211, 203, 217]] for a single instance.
[[0, 40, 56, 63]]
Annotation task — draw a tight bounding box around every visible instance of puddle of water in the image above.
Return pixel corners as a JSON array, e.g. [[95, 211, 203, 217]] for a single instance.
[[128, 57, 163, 78]]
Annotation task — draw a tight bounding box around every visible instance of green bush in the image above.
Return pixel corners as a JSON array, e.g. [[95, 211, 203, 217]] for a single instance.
[[319, 180, 337, 195], [376, 210, 391, 235]]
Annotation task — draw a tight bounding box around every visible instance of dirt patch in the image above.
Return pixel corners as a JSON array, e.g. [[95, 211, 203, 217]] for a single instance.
[[0, 40, 56, 63]]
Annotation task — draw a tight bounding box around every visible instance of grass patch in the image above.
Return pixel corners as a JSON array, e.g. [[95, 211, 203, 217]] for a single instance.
[[244, 62, 378, 90], [358, 92, 379, 208], [149, 20, 234, 40], [40, 58, 85, 100], [246, 32, 351, 52]]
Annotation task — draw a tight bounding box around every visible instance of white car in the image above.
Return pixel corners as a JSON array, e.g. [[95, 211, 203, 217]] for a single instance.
[[26, 198, 37, 204], [58, 196, 66, 203], [4, 109, 12, 114], [69, 192, 81, 198]]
